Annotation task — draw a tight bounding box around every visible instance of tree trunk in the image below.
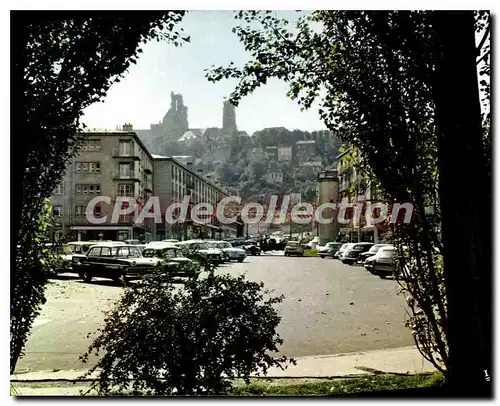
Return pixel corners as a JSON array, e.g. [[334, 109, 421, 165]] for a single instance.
[[432, 11, 492, 396]]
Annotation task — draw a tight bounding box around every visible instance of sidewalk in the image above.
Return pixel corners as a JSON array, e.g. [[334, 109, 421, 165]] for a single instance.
[[10, 346, 436, 396]]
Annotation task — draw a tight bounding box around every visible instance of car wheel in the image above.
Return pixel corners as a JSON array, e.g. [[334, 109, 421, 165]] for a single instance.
[[237, 258, 244, 262], [379, 274, 387, 279], [320, 255, 324, 259], [80, 270, 92, 283]]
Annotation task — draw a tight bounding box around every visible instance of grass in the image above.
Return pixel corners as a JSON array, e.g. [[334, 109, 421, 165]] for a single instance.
[[12, 373, 445, 397], [230, 373, 445, 396], [304, 249, 319, 257]]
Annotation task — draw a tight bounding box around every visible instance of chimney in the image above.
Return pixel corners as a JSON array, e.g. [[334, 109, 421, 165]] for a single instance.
[[122, 123, 133, 132], [186, 162, 193, 170]]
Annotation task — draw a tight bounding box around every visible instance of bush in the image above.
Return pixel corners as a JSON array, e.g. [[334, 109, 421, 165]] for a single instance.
[[79, 271, 294, 395], [304, 249, 319, 257]]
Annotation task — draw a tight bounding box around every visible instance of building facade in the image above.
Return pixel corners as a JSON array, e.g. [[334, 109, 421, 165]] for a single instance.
[[50, 129, 238, 242], [336, 147, 383, 242], [50, 127, 154, 242], [316, 170, 340, 245], [152, 156, 238, 241]]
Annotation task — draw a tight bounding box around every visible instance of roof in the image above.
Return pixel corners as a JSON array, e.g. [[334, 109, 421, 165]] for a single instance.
[[80, 130, 154, 161], [152, 153, 168, 159], [296, 140, 316, 145], [178, 128, 206, 141]]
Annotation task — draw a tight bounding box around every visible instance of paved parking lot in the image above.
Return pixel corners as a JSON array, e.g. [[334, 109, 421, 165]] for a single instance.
[[14, 255, 414, 373]]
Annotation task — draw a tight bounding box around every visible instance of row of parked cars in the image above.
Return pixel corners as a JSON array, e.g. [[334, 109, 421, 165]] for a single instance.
[[48, 239, 250, 284], [319, 241, 397, 278]]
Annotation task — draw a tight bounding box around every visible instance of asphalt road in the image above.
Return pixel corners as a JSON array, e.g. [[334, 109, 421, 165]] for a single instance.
[[14, 255, 414, 374]]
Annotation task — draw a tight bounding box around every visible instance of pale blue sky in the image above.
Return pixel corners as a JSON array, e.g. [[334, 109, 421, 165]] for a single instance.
[[82, 10, 327, 134]]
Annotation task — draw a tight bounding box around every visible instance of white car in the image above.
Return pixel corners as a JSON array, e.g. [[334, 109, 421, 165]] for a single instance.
[[213, 241, 246, 262], [337, 243, 356, 260]]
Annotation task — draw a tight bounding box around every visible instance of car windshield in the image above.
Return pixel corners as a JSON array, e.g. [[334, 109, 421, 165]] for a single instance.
[[194, 243, 209, 250], [368, 245, 383, 253], [378, 248, 395, 259], [143, 248, 178, 258], [287, 242, 299, 246], [339, 244, 348, 250], [219, 242, 232, 248]]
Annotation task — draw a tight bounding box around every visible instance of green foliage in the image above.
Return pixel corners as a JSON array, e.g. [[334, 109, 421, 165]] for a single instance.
[[205, 10, 453, 376], [79, 272, 294, 395], [231, 373, 444, 396], [12, 11, 188, 374], [11, 200, 59, 371], [304, 249, 319, 257]]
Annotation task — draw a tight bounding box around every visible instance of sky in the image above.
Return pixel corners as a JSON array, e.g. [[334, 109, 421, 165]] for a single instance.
[[82, 11, 327, 135]]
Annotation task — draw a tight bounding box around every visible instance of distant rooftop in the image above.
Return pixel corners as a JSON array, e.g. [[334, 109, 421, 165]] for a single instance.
[[296, 140, 316, 145], [151, 154, 167, 159]]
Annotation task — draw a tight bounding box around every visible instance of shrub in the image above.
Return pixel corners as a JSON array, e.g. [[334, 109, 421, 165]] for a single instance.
[[79, 271, 294, 395], [304, 249, 319, 257]]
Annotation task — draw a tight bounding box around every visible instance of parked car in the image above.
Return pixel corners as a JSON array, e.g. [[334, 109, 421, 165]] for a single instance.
[[72, 244, 166, 283], [242, 240, 261, 256], [142, 242, 199, 278], [333, 243, 350, 259], [177, 240, 224, 264], [358, 244, 390, 265], [130, 244, 147, 253], [212, 241, 247, 262], [336, 243, 356, 261], [319, 242, 344, 259], [162, 239, 180, 243], [341, 242, 375, 265], [124, 239, 141, 245], [284, 241, 305, 257], [371, 245, 396, 278]]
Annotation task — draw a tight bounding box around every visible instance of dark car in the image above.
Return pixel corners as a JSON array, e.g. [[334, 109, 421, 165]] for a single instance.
[[341, 242, 375, 265], [319, 242, 344, 259], [72, 244, 172, 283], [358, 244, 390, 265], [243, 240, 261, 256]]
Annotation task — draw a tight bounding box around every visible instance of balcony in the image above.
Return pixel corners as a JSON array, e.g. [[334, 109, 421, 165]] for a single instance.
[[113, 170, 140, 181], [112, 148, 141, 160]]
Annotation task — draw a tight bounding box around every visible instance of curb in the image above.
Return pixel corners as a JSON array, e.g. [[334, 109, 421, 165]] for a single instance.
[[11, 346, 436, 382]]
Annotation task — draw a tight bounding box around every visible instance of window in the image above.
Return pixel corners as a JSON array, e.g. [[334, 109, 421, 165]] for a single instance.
[[119, 184, 133, 197], [75, 206, 86, 216], [89, 162, 101, 173], [75, 184, 101, 195], [119, 141, 132, 156], [52, 206, 63, 217], [54, 183, 64, 195], [119, 163, 132, 178], [88, 247, 101, 257], [100, 247, 112, 256], [117, 247, 130, 257], [76, 162, 101, 174]]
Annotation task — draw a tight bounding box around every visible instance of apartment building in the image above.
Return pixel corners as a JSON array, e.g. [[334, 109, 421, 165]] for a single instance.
[[152, 156, 238, 241], [336, 147, 383, 242], [50, 126, 154, 242], [50, 127, 239, 242]]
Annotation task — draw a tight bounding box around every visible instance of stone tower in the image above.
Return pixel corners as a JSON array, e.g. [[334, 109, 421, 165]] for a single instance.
[[160, 92, 189, 141], [316, 169, 340, 245], [222, 100, 237, 135]]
